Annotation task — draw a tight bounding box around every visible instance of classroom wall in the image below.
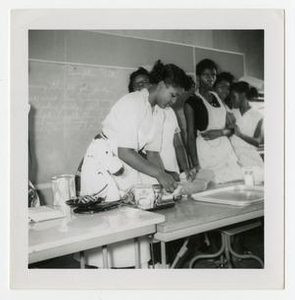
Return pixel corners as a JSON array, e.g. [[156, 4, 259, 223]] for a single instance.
[[212, 30, 264, 80], [99, 30, 264, 80], [29, 30, 251, 204]]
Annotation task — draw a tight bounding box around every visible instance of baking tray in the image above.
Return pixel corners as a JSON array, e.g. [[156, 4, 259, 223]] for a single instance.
[[191, 185, 264, 206]]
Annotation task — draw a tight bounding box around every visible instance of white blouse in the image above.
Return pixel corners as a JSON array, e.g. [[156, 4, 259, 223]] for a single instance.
[[102, 88, 164, 154], [232, 107, 263, 138]]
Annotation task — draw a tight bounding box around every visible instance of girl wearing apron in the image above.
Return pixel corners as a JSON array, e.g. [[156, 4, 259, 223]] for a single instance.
[[184, 59, 243, 183], [79, 60, 190, 268], [229, 81, 264, 181]]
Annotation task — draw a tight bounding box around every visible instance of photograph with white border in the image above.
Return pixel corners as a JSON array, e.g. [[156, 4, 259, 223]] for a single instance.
[[10, 9, 284, 290]]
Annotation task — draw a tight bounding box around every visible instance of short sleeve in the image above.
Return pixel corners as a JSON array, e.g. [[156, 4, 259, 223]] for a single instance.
[[185, 95, 208, 131], [145, 108, 164, 152], [170, 109, 181, 134], [106, 94, 143, 149]]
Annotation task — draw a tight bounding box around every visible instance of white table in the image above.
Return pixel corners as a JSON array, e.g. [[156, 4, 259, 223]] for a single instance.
[[154, 184, 264, 267], [29, 206, 165, 268]]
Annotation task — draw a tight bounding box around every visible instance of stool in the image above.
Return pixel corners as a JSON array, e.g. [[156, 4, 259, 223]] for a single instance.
[[188, 220, 264, 268]]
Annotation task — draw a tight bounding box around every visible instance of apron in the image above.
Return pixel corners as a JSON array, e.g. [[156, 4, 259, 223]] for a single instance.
[[230, 108, 264, 182], [196, 92, 243, 183]]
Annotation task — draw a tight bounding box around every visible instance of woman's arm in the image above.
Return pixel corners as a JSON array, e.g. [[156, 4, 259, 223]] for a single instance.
[[173, 132, 194, 179], [174, 132, 189, 170], [118, 147, 177, 192], [235, 119, 264, 148], [146, 151, 179, 181], [200, 128, 233, 140], [184, 103, 200, 170], [146, 150, 165, 170], [254, 119, 264, 145]]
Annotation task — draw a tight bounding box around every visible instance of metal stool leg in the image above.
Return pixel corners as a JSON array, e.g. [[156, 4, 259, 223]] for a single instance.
[[223, 234, 233, 268], [188, 234, 226, 268], [227, 237, 264, 268]]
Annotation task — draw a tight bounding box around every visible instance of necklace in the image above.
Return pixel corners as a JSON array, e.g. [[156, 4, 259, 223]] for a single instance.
[[205, 93, 219, 107]]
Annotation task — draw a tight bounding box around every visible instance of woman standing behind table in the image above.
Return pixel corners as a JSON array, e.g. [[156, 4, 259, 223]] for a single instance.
[[184, 59, 243, 183], [79, 60, 190, 268], [128, 67, 194, 181], [229, 82, 264, 178], [213, 71, 237, 128]]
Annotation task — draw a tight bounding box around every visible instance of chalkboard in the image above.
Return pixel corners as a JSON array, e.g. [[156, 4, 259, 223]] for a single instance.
[[29, 60, 131, 184]]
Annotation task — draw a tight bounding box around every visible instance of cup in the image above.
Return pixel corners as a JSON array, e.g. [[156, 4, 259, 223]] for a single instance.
[[51, 174, 76, 207], [252, 166, 264, 185], [242, 168, 254, 186]]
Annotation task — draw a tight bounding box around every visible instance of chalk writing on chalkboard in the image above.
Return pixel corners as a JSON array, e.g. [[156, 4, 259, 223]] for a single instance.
[[29, 60, 131, 184]]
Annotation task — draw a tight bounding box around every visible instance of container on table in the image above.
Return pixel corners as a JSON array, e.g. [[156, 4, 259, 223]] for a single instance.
[[132, 184, 163, 210], [51, 174, 76, 208]]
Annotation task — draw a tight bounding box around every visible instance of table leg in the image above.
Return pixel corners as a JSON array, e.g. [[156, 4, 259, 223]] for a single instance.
[[134, 237, 141, 269], [161, 241, 167, 268], [80, 251, 85, 269], [102, 245, 109, 268], [149, 235, 155, 269]]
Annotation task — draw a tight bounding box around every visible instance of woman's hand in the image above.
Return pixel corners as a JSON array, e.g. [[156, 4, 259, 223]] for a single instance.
[[226, 112, 236, 128], [190, 165, 200, 179], [156, 172, 178, 193], [234, 125, 242, 137], [201, 130, 223, 140], [165, 170, 180, 182], [184, 169, 196, 181]]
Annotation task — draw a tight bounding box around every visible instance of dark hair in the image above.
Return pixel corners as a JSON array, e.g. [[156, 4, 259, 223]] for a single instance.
[[196, 59, 218, 76], [231, 81, 258, 100], [248, 87, 259, 100], [183, 75, 196, 91], [214, 72, 235, 87], [149, 60, 190, 89], [128, 67, 150, 93]]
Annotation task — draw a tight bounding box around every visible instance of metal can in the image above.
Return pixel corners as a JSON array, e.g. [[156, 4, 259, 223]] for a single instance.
[[51, 174, 76, 206], [152, 184, 163, 205], [132, 184, 156, 209]]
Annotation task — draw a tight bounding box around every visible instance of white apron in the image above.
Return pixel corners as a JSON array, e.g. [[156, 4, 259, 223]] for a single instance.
[[230, 108, 264, 181], [196, 92, 243, 183]]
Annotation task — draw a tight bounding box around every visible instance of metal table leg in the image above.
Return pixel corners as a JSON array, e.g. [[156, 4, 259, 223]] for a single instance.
[[134, 237, 141, 269], [161, 241, 167, 268], [80, 251, 85, 269], [102, 245, 109, 268]]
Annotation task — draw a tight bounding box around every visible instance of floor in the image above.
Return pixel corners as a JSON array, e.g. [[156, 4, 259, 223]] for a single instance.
[[29, 220, 264, 269]]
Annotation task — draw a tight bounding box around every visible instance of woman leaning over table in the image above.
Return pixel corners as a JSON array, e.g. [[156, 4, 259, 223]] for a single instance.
[[128, 66, 195, 182], [78, 60, 190, 268], [184, 59, 243, 183]]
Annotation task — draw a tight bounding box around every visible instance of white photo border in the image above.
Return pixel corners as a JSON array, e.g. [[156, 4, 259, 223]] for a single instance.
[[10, 9, 284, 290]]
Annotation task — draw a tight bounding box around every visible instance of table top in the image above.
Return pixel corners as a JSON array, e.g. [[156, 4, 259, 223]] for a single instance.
[[29, 206, 165, 263], [154, 182, 264, 242]]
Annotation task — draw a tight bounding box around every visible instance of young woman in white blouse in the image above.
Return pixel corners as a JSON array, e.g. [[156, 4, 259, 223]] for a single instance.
[[79, 60, 190, 268], [128, 67, 194, 182], [230, 81, 264, 170]]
